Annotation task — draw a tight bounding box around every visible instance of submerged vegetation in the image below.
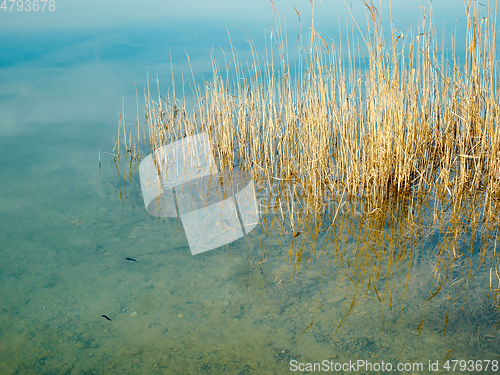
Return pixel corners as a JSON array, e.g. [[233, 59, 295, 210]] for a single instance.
[[110, 0, 500, 345]]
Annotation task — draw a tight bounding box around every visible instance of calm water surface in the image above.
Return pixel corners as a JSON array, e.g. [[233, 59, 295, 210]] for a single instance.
[[1, 1, 499, 374]]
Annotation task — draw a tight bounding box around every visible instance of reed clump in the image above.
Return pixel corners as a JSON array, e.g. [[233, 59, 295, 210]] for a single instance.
[[111, 0, 500, 335], [112, 0, 500, 273], [135, 1, 498, 233]]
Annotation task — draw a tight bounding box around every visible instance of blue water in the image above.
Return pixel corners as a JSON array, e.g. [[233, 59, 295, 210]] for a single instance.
[[1, 1, 499, 374]]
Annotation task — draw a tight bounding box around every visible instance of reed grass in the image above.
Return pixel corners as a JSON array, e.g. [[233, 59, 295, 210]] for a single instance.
[[111, 0, 500, 337], [137, 1, 496, 220]]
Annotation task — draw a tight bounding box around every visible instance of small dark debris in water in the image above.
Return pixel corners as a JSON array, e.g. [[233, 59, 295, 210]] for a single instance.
[[102, 315, 112, 321], [293, 232, 301, 238], [125, 257, 138, 262]]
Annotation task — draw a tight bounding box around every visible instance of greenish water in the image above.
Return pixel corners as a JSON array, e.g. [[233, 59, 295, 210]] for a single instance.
[[0, 121, 499, 374]]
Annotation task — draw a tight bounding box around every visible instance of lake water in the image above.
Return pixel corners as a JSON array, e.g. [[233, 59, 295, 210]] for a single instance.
[[1, 1, 500, 374]]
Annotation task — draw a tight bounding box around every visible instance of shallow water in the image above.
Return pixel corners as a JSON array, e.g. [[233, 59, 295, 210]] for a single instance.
[[1, 120, 499, 374], [2, 2, 500, 374]]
